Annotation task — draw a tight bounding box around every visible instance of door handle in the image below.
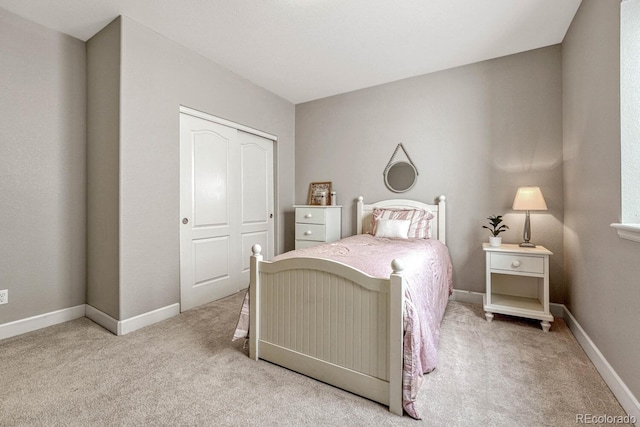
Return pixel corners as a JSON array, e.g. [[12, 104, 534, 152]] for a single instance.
[[182, 218, 189, 224]]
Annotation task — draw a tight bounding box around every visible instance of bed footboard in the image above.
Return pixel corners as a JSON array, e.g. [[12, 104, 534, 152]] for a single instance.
[[249, 244, 405, 415]]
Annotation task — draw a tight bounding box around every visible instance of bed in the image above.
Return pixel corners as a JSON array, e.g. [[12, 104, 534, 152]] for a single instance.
[[234, 196, 452, 418]]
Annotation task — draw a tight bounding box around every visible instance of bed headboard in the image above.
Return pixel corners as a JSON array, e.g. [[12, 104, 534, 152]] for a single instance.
[[356, 196, 446, 244]]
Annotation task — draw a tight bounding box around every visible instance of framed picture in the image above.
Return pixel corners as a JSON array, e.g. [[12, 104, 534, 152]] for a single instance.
[[308, 182, 332, 206]]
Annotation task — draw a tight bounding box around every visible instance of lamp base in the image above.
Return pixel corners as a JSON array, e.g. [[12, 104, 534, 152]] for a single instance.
[[520, 211, 536, 248]]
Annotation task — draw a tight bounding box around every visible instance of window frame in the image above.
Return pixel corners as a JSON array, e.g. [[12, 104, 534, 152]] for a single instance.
[[612, 0, 640, 243]]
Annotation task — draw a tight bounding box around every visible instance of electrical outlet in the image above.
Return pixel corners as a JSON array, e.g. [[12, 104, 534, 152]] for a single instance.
[[0, 289, 7, 305]]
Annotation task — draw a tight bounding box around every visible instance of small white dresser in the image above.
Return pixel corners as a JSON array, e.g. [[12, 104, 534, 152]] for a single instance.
[[483, 243, 554, 331], [294, 205, 342, 249]]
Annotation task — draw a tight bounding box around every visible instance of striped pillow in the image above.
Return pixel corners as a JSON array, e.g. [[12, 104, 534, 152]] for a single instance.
[[371, 208, 434, 239]]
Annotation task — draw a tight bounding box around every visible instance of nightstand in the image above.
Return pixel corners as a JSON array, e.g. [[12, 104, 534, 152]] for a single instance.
[[294, 205, 342, 249], [483, 243, 554, 332]]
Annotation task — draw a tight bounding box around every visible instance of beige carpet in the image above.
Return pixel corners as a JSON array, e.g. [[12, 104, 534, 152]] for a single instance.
[[0, 292, 631, 426]]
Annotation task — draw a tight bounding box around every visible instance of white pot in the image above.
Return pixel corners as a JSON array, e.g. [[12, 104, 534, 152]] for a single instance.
[[489, 236, 502, 247]]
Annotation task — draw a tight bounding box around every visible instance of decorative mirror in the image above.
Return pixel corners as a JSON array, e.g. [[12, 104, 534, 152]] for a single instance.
[[383, 143, 419, 193]]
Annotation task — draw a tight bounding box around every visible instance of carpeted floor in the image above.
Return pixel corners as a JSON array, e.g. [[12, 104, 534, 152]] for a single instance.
[[0, 292, 631, 426]]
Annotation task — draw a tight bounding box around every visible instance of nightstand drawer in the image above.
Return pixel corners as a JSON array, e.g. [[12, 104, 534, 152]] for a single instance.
[[295, 223, 326, 241], [295, 208, 326, 224], [490, 253, 544, 274]]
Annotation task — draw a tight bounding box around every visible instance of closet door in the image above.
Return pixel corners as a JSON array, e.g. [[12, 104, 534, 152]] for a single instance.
[[238, 131, 274, 284], [179, 113, 274, 312]]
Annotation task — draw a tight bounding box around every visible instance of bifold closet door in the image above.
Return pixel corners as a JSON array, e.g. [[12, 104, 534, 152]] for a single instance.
[[179, 113, 274, 312]]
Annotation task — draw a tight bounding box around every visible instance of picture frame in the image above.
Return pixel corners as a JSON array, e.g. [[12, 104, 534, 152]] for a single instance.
[[308, 182, 332, 206]]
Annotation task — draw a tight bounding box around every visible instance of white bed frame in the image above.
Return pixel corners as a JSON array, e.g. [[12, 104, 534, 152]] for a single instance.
[[249, 195, 446, 415]]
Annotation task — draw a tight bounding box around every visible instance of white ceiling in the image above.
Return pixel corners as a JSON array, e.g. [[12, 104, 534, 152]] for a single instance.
[[0, 0, 582, 104]]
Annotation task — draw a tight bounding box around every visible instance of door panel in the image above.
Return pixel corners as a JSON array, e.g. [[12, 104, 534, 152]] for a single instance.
[[180, 113, 274, 312], [238, 131, 274, 285], [239, 131, 274, 263], [193, 132, 229, 227], [180, 114, 238, 311], [241, 143, 268, 224], [193, 237, 229, 284]]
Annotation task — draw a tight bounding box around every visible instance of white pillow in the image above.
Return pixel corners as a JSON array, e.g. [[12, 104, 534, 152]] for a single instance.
[[374, 219, 410, 239], [371, 208, 434, 239]]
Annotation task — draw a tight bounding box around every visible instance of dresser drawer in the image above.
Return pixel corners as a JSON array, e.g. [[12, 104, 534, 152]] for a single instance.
[[490, 253, 544, 274], [295, 223, 326, 241], [295, 207, 326, 225]]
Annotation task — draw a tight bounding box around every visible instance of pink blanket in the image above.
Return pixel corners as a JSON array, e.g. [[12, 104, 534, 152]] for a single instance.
[[233, 234, 453, 419]]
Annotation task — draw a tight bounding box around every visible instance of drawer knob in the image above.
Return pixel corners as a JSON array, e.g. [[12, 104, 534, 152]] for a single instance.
[[511, 260, 521, 268], [304, 214, 313, 219], [304, 230, 312, 235]]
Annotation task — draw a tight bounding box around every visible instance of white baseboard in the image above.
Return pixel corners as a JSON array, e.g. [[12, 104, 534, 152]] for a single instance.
[[86, 303, 180, 336], [560, 304, 640, 425], [550, 302, 565, 318], [85, 304, 119, 335], [119, 303, 180, 335], [450, 289, 484, 304], [1, 302, 182, 340], [0, 305, 86, 341]]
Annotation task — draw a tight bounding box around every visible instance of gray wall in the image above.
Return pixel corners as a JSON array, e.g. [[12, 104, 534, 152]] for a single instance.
[[0, 9, 86, 323], [114, 17, 295, 319], [86, 17, 121, 319], [563, 0, 640, 403], [296, 46, 565, 300]]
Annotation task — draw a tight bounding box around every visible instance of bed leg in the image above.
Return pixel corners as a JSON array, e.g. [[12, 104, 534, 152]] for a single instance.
[[249, 244, 263, 361], [389, 259, 405, 416]]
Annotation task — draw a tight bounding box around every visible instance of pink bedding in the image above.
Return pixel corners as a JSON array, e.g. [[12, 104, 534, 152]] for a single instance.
[[233, 234, 453, 419]]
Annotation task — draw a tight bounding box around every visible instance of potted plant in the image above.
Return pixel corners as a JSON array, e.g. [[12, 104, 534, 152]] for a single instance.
[[483, 215, 509, 247]]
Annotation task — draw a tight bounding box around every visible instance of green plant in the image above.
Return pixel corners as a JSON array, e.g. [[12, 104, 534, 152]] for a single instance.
[[483, 215, 509, 237]]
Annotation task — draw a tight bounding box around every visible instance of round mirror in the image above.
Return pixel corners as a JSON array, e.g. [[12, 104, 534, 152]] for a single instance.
[[384, 161, 417, 193]]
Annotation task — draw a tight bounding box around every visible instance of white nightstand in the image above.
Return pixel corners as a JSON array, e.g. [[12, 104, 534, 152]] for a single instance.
[[294, 205, 342, 249], [483, 243, 554, 332]]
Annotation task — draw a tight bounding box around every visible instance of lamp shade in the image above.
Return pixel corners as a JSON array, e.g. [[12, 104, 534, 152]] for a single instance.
[[512, 186, 548, 211]]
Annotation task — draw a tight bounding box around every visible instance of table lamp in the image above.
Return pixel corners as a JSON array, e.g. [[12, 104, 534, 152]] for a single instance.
[[512, 186, 547, 247]]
